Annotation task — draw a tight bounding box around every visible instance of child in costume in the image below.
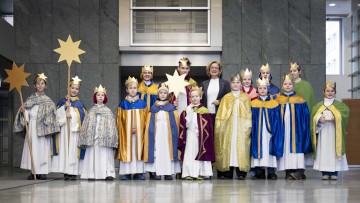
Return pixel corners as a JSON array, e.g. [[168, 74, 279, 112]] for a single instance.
[[144, 83, 181, 180], [116, 77, 147, 180], [138, 65, 158, 111], [52, 76, 86, 180], [214, 74, 252, 180], [250, 77, 283, 180], [14, 73, 59, 180], [241, 68, 258, 101], [79, 85, 118, 180], [178, 86, 215, 180], [276, 74, 311, 180], [259, 63, 280, 99], [170, 57, 197, 112], [311, 81, 349, 180]]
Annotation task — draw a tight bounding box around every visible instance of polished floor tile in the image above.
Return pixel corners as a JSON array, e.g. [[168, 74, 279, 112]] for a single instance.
[[0, 168, 360, 203]]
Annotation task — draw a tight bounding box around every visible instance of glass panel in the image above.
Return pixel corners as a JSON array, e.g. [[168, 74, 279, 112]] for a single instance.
[[132, 0, 208, 7], [133, 10, 208, 45], [1, 152, 9, 165], [1, 137, 8, 149], [326, 20, 341, 75], [0, 121, 8, 134]]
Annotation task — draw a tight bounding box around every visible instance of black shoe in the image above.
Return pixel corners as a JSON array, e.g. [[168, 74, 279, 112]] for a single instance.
[[88, 178, 95, 181], [27, 174, 35, 180], [267, 173, 278, 180], [38, 174, 47, 180], [302, 174, 306, 179], [64, 174, 70, 180], [105, 176, 114, 181], [133, 174, 145, 180], [70, 175, 77, 180], [121, 174, 131, 181], [164, 175, 173, 180], [202, 176, 211, 180], [237, 175, 246, 180]]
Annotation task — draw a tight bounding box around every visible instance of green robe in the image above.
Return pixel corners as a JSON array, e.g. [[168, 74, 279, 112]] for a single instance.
[[311, 100, 349, 158], [294, 79, 316, 113]]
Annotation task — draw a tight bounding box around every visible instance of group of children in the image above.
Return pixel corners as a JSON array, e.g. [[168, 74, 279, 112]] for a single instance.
[[14, 58, 349, 182]]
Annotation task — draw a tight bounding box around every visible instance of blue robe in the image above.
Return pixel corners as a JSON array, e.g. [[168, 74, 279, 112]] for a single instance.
[[145, 101, 179, 163], [276, 92, 311, 154], [251, 96, 284, 158]]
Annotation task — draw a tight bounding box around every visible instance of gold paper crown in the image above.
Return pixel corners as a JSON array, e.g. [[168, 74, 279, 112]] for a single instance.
[[125, 76, 138, 86], [290, 62, 299, 70], [231, 74, 241, 82], [94, 84, 107, 95], [179, 57, 191, 66], [260, 63, 271, 72], [241, 68, 252, 78], [70, 76, 82, 86], [190, 85, 203, 95], [283, 73, 294, 83], [256, 77, 269, 87], [325, 80, 336, 90], [35, 73, 48, 82], [157, 83, 169, 93], [141, 65, 153, 73]]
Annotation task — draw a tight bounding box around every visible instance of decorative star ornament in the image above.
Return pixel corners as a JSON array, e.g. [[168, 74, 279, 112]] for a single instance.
[[164, 69, 190, 98], [72, 76, 82, 85], [3, 62, 31, 92], [54, 35, 86, 67]]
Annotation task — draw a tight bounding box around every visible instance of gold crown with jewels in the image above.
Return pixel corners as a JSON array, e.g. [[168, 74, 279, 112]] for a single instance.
[[94, 84, 107, 95], [125, 76, 138, 86], [240, 68, 252, 78], [260, 63, 271, 72], [256, 77, 269, 87]]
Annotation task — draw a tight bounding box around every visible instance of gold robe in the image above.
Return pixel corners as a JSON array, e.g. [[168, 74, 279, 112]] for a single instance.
[[115, 99, 147, 162], [214, 92, 252, 172]]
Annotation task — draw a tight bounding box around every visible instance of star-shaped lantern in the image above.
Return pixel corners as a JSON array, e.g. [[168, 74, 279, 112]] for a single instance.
[[54, 35, 86, 67], [3, 62, 31, 92], [165, 70, 190, 98]]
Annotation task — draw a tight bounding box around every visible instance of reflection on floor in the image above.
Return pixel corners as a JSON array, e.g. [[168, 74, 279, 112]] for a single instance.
[[0, 167, 359, 203]]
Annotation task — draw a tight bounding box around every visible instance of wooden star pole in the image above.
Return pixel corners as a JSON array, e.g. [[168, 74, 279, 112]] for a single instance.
[[3, 62, 36, 180], [54, 35, 85, 149]]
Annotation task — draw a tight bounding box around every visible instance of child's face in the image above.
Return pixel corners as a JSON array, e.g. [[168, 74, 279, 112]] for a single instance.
[[242, 76, 251, 87], [70, 84, 79, 97], [324, 87, 336, 99], [282, 79, 294, 93], [190, 91, 202, 106], [158, 89, 168, 101], [34, 79, 47, 93], [142, 70, 152, 81], [290, 67, 300, 80], [261, 70, 270, 79], [96, 92, 105, 104], [231, 80, 241, 91], [126, 83, 138, 97], [258, 85, 268, 96], [177, 65, 190, 76]]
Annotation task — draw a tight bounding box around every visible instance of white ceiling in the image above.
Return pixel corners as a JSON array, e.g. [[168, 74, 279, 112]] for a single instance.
[[326, 0, 351, 15]]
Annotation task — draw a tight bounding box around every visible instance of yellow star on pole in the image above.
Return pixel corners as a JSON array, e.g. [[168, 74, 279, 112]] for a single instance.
[[54, 35, 86, 67], [164, 69, 190, 98], [3, 62, 31, 92]]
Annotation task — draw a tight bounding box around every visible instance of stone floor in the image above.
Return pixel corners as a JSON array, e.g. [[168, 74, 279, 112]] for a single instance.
[[0, 167, 360, 203]]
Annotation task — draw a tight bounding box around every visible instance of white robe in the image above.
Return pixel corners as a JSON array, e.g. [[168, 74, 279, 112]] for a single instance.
[[277, 102, 305, 171], [20, 105, 52, 174], [81, 104, 115, 179], [313, 98, 348, 172], [251, 113, 277, 168], [51, 106, 81, 175], [181, 105, 213, 178], [229, 92, 240, 167], [145, 102, 181, 175]]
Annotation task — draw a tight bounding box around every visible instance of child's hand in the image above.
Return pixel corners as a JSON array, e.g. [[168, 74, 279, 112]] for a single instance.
[[174, 100, 179, 107], [65, 101, 70, 108], [320, 116, 326, 124], [66, 112, 72, 119], [20, 105, 25, 113]]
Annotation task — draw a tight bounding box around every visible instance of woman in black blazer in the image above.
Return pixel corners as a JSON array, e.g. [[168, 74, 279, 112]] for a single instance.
[[201, 61, 231, 126]]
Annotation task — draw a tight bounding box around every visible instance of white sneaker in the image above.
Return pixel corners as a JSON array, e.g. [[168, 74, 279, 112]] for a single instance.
[[322, 175, 329, 180]]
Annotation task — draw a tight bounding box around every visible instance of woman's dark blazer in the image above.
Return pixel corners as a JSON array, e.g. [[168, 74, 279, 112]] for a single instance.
[[200, 78, 231, 112]]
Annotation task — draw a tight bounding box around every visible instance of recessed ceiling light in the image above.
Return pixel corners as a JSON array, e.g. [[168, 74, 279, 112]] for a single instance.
[[329, 3, 336, 7]]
